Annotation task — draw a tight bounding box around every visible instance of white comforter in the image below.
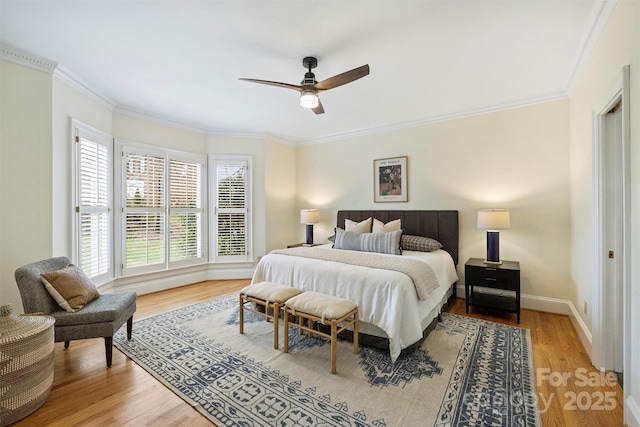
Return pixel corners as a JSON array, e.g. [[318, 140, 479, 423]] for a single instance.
[[251, 245, 459, 361]]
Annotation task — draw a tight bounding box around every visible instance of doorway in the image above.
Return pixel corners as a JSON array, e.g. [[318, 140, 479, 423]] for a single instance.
[[592, 66, 630, 390]]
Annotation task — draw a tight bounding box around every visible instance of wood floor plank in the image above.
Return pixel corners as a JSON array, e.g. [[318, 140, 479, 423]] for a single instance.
[[13, 279, 624, 426]]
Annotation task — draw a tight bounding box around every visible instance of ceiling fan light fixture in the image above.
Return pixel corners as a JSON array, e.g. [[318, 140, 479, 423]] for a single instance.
[[300, 89, 319, 109]]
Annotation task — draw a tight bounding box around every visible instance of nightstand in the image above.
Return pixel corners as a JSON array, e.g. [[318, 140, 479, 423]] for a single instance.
[[465, 258, 521, 323], [286, 243, 322, 248]]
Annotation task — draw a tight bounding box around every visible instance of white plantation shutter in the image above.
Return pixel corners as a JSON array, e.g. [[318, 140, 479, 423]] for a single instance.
[[122, 152, 166, 272], [74, 123, 112, 282], [118, 144, 206, 276], [169, 158, 203, 264], [212, 158, 251, 262]]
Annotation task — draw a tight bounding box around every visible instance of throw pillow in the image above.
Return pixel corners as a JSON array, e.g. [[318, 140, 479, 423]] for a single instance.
[[333, 227, 402, 255], [372, 218, 402, 233], [345, 217, 372, 233], [401, 234, 443, 252], [41, 264, 100, 312]]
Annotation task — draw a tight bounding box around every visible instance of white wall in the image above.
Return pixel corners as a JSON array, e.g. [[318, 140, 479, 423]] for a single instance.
[[0, 61, 53, 313], [297, 99, 571, 301], [569, 1, 640, 424], [51, 76, 113, 259]]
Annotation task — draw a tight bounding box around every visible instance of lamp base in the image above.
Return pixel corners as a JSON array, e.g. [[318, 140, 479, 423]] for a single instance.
[[485, 230, 501, 264], [305, 224, 314, 245]]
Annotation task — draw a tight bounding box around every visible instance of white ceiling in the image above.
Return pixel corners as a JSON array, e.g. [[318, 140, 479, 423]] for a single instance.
[[0, 1, 612, 144]]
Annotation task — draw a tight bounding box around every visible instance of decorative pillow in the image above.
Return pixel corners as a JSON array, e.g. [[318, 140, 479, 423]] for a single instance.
[[40, 264, 100, 312], [345, 217, 372, 233], [401, 234, 443, 252], [372, 218, 401, 233], [333, 227, 402, 255]]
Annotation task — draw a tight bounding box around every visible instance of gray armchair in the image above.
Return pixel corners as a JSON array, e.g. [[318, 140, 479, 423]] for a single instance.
[[14, 257, 137, 367]]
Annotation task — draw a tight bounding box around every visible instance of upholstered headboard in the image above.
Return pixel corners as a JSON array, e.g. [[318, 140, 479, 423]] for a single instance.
[[336, 210, 459, 265]]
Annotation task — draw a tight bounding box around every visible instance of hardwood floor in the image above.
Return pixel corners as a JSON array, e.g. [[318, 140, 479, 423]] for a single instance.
[[13, 280, 623, 426]]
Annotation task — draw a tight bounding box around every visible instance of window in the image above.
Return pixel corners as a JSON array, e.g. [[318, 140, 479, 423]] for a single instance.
[[210, 156, 251, 262], [118, 143, 206, 276], [169, 158, 203, 263], [72, 120, 113, 283], [123, 151, 166, 272]]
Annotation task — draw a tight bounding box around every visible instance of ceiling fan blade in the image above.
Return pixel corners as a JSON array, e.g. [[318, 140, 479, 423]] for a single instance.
[[312, 99, 325, 115], [314, 64, 370, 91], [238, 78, 302, 91]]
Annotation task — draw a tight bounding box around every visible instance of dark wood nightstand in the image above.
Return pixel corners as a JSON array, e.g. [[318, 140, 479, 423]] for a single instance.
[[465, 257, 521, 323], [286, 243, 322, 248]]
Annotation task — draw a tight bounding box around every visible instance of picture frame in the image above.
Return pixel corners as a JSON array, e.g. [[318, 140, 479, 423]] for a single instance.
[[374, 156, 408, 202]]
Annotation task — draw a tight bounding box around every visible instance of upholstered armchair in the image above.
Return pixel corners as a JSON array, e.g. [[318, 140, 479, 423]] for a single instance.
[[14, 257, 137, 367]]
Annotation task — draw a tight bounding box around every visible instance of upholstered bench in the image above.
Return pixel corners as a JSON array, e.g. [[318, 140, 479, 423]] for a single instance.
[[239, 282, 303, 349], [283, 291, 358, 374]]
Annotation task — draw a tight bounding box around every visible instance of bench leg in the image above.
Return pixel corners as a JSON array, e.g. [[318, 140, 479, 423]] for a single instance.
[[64, 341, 70, 349], [239, 294, 244, 334], [331, 319, 337, 374], [283, 308, 290, 353], [353, 311, 359, 354], [273, 303, 280, 349]]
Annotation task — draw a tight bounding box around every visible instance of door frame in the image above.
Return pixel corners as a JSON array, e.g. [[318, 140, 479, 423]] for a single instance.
[[591, 65, 630, 377]]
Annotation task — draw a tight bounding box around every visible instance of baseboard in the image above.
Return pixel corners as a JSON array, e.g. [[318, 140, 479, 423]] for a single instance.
[[455, 284, 593, 356], [110, 264, 253, 295], [628, 395, 640, 427], [114, 269, 210, 295], [567, 301, 593, 358]]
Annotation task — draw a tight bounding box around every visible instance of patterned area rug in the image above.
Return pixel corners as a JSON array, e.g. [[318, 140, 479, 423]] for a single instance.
[[114, 294, 541, 426]]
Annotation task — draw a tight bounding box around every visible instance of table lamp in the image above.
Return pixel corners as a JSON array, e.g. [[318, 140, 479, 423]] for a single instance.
[[477, 209, 510, 264], [300, 209, 319, 245]]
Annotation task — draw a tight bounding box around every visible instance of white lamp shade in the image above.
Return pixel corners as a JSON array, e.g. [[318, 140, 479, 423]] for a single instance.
[[477, 209, 510, 230], [300, 209, 319, 224], [300, 90, 319, 108]]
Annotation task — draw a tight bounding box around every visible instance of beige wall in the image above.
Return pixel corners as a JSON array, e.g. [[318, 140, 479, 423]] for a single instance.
[[569, 0, 640, 419], [264, 138, 297, 252], [297, 99, 571, 300], [113, 113, 207, 153], [0, 61, 53, 313]]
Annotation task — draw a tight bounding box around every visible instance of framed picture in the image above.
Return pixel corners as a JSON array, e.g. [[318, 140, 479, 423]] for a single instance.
[[374, 156, 408, 202]]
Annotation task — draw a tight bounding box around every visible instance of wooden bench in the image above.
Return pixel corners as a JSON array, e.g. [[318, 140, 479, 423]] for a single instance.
[[239, 282, 303, 349], [283, 291, 359, 374]]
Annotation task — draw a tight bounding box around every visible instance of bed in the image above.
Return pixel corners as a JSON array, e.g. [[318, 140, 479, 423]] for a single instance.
[[251, 210, 459, 362]]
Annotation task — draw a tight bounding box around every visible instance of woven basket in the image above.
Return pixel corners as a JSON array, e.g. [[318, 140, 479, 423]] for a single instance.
[[0, 304, 55, 426]]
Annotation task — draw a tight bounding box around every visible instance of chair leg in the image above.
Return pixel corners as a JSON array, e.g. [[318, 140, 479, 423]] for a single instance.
[[105, 337, 113, 368], [64, 341, 70, 349], [127, 316, 133, 340]]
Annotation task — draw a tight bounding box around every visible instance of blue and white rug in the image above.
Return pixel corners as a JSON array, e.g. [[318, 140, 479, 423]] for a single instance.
[[114, 294, 541, 426]]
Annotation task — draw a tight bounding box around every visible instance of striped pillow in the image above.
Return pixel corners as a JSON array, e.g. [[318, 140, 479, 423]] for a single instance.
[[401, 234, 443, 252], [333, 227, 402, 255]]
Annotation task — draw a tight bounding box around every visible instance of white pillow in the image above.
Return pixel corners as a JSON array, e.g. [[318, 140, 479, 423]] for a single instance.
[[372, 218, 401, 233], [345, 217, 372, 233]]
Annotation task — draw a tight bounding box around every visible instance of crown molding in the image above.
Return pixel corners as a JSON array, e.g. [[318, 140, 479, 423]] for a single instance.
[[296, 91, 569, 146], [0, 43, 58, 73], [53, 65, 116, 111], [566, 0, 618, 94]]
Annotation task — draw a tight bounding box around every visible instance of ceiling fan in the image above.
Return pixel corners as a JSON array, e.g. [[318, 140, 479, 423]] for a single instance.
[[239, 57, 370, 115]]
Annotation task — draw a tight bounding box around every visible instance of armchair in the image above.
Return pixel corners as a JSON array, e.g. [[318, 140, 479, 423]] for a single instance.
[[14, 257, 136, 367]]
